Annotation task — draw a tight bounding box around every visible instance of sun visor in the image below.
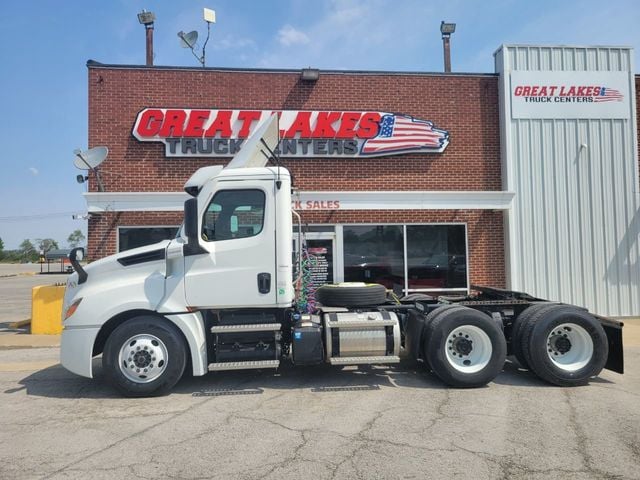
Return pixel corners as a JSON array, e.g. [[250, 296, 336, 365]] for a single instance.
[[183, 165, 224, 196], [225, 114, 280, 169]]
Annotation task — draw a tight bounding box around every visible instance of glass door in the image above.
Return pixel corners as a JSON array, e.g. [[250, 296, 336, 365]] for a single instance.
[[297, 232, 336, 289]]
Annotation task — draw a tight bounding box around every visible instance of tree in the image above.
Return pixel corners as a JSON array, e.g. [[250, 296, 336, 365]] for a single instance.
[[67, 229, 86, 248], [35, 238, 59, 254], [0, 237, 4, 260], [19, 239, 37, 262]]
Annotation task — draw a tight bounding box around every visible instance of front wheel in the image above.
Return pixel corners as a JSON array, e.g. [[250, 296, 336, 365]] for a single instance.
[[424, 307, 506, 388], [103, 316, 187, 397]]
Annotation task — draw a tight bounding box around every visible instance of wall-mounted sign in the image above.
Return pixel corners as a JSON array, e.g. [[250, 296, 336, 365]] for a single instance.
[[510, 71, 630, 119], [293, 200, 340, 210], [132, 109, 449, 158]]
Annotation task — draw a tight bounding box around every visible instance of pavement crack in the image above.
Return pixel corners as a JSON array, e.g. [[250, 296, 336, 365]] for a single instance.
[[39, 374, 263, 479], [563, 389, 625, 479]]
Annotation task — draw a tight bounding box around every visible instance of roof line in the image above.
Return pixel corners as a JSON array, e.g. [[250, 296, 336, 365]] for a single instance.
[[85, 60, 498, 78], [494, 43, 634, 57]]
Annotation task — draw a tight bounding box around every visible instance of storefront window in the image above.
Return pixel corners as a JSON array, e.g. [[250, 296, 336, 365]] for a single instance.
[[343, 225, 404, 289], [118, 227, 179, 252], [341, 224, 468, 292], [406, 225, 467, 289]]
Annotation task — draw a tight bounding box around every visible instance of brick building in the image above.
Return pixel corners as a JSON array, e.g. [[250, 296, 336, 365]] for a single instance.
[[84, 44, 640, 316]]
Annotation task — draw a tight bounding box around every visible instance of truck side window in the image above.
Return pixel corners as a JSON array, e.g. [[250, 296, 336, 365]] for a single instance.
[[202, 189, 265, 241]]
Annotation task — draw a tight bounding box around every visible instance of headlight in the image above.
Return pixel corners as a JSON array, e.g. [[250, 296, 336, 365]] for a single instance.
[[64, 298, 83, 320]]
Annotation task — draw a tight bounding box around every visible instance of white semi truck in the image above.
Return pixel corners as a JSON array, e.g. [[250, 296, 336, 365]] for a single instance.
[[61, 117, 624, 397]]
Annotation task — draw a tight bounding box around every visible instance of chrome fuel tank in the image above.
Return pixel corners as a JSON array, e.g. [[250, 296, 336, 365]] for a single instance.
[[323, 311, 400, 365]]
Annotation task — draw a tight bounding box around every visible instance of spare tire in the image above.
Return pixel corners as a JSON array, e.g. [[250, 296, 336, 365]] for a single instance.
[[315, 283, 387, 307], [401, 293, 435, 302]]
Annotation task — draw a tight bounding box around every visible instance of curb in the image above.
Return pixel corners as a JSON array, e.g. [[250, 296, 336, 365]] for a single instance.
[[9, 319, 31, 329], [0, 272, 38, 279], [0, 334, 61, 349]]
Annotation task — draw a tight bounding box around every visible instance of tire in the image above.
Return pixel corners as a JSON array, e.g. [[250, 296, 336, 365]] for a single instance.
[[420, 305, 463, 362], [103, 316, 187, 397], [520, 306, 608, 387], [423, 304, 465, 341], [424, 307, 507, 388], [315, 283, 387, 307], [510, 303, 557, 369]]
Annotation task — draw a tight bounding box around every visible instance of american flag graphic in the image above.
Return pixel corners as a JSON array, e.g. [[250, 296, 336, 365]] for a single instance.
[[594, 87, 624, 102], [360, 114, 449, 155]]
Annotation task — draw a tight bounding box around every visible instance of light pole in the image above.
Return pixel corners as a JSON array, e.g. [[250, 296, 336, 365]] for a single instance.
[[137, 10, 156, 66], [440, 21, 456, 73]]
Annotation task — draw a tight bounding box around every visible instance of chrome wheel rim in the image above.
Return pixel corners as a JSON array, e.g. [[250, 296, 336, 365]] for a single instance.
[[546, 323, 593, 372], [445, 325, 493, 374], [118, 334, 168, 383]]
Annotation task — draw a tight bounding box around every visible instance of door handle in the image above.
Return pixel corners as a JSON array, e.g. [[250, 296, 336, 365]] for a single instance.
[[257, 273, 271, 294]]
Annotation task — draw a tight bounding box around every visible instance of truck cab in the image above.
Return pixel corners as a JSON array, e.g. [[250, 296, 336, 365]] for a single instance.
[[60, 116, 622, 397]]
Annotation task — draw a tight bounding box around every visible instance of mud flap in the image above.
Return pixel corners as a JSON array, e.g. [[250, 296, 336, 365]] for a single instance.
[[597, 315, 624, 374]]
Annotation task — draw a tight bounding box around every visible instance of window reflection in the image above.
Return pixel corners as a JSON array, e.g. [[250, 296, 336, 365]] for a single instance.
[[342, 224, 468, 291], [343, 225, 404, 288], [406, 225, 467, 289], [118, 227, 179, 252]]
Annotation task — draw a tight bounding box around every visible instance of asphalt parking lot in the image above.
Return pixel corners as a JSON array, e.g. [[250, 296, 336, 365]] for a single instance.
[[0, 267, 639, 479]]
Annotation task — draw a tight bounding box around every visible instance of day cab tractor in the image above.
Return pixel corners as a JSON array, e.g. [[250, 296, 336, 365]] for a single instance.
[[60, 117, 624, 397]]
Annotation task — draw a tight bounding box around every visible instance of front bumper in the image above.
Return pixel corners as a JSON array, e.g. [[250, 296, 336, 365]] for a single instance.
[[60, 326, 101, 378]]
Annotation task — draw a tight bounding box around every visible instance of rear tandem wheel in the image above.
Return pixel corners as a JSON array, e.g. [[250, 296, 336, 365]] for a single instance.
[[423, 306, 507, 388], [519, 305, 608, 386]]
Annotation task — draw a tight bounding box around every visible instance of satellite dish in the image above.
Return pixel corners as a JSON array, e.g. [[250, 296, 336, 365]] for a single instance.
[[74, 146, 108, 170], [179, 30, 198, 48]]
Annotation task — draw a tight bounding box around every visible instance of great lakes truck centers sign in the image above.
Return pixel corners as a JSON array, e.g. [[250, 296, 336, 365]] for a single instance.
[[510, 71, 630, 119], [132, 109, 450, 158]]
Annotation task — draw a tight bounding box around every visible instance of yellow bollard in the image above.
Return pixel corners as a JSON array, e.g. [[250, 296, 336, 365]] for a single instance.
[[30, 285, 66, 335]]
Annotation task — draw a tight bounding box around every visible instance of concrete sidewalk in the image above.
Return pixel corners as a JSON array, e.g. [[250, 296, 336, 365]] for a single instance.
[[0, 333, 60, 348], [623, 318, 640, 346]]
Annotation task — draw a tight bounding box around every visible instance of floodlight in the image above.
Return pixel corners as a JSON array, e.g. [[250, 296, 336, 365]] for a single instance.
[[440, 21, 456, 35], [301, 68, 319, 82], [203, 8, 216, 24], [137, 10, 156, 26]]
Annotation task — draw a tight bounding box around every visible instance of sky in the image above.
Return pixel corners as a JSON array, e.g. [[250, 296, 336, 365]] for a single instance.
[[0, 0, 639, 250]]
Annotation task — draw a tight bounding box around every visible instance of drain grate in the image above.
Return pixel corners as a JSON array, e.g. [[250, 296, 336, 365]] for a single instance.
[[311, 385, 381, 393], [192, 388, 264, 397]]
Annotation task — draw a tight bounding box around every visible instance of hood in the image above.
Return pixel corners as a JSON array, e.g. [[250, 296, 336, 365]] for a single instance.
[[80, 240, 171, 280]]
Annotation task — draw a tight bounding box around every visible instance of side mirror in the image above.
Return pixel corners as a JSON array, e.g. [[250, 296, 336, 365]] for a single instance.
[[70, 247, 84, 262], [184, 198, 199, 241], [68, 247, 88, 284]]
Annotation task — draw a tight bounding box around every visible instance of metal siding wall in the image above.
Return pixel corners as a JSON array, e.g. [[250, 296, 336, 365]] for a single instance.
[[497, 45, 640, 317]]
